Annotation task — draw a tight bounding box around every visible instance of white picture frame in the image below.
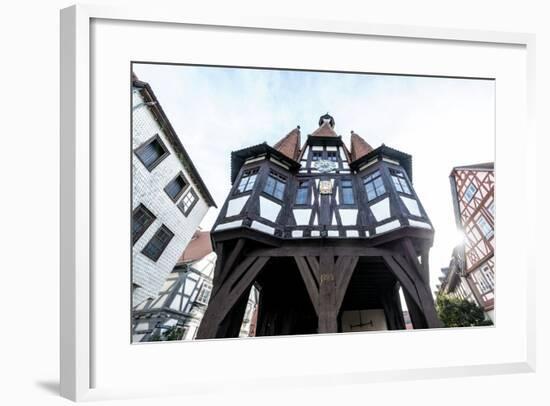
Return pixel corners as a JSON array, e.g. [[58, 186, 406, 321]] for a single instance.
[[60, 4, 536, 402]]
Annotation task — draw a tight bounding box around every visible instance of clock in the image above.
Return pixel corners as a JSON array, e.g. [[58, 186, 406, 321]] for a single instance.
[[313, 159, 337, 173]]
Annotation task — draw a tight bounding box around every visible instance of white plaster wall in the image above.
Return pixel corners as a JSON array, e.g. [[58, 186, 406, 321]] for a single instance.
[[215, 219, 243, 231], [132, 90, 210, 305], [259, 196, 282, 222], [375, 219, 401, 234], [339, 147, 347, 161], [251, 221, 275, 234], [225, 195, 249, 217], [293, 209, 312, 225], [341, 309, 388, 332], [408, 219, 432, 229], [370, 197, 391, 222], [400, 196, 422, 216], [339, 209, 358, 225]]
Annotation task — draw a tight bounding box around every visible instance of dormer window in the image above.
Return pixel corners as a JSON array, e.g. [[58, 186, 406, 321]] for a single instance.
[[312, 151, 323, 161], [264, 171, 286, 200], [390, 169, 411, 194], [327, 151, 338, 162], [236, 168, 258, 194], [363, 170, 386, 201]]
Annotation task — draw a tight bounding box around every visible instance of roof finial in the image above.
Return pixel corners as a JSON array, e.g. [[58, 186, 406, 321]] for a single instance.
[[318, 113, 335, 128]]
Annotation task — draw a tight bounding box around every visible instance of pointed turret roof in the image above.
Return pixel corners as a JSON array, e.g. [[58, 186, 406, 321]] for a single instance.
[[310, 113, 338, 138], [273, 126, 301, 161], [350, 130, 374, 161]]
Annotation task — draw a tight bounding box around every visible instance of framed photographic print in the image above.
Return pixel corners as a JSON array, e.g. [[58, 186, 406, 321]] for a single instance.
[[60, 4, 536, 402]]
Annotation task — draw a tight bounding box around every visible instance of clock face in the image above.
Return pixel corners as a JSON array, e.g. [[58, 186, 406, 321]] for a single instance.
[[313, 159, 337, 173]]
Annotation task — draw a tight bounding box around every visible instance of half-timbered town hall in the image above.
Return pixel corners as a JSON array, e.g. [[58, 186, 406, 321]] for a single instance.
[[197, 114, 441, 338]]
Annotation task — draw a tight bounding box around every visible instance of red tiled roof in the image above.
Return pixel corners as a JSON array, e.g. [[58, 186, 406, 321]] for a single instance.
[[177, 231, 213, 264], [310, 121, 338, 138], [273, 127, 301, 161], [350, 131, 374, 161]]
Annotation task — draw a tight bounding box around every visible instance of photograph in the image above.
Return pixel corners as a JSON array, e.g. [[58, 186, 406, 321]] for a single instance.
[[130, 63, 495, 343]]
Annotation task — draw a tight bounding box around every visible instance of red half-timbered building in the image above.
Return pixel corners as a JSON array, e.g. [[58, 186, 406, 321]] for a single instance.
[[197, 114, 442, 338], [445, 163, 495, 320]]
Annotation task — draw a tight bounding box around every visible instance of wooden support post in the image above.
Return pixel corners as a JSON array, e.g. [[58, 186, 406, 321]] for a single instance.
[[212, 238, 246, 297], [196, 256, 269, 339], [392, 283, 406, 330], [381, 283, 406, 330], [294, 256, 320, 315], [318, 253, 338, 334], [384, 254, 442, 329], [334, 256, 359, 311], [403, 290, 428, 329], [420, 249, 430, 285]]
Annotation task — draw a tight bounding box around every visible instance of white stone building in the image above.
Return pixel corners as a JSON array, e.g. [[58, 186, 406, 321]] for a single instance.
[[132, 231, 258, 342], [132, 75, 216, 307]]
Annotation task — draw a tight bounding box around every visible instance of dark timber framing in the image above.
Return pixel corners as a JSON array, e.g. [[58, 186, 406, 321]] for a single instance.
[[197, 114, 441, 338]]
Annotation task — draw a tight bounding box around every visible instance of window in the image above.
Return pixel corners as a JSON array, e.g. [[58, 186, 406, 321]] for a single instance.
[[464, 183, 477, 202], [481, 265, 495, 289], [264, 171, 287, 200], [341, 179, 355, 204], [295, 180, 309, 205], [311, 151, 323, 161], [132, 204, 156, 244], [476, 215, 493, 239], [473, 269, 492, 294], [178, 189, 198, 216], [164, 172, 188, 202], [363, 170, 386, 201], [327, 151, 338, 162], [134, 134, 169, 171], [390, 169, 411, 194], [236, 168, 258, 194], [142, 225, 174, 262], [196, 283, 212, 305], [488, 201, 495, 217]]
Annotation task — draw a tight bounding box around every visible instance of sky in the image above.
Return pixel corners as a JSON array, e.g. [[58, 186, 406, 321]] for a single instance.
[[133, 63, 495, 294]]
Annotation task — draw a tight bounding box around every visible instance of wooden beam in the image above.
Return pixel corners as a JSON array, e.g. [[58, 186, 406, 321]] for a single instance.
[[246, 245, 391, 258], [305, 256, 320, 283], [318, 252, 338, 333], [334, 256, 359, 311], [223, 256, 269, 319], [403, 289, 428, 329], [197, 256, 269, 338], [219, 238, 246, 284], [294, 256, 320, 315], [392, 251, 442, 328], [382, 255, 423, 311]]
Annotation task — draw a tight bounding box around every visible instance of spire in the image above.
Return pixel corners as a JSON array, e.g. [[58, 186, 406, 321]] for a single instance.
[[350, 130, 374, 161], [310, 113, 338, 137], [273, 126, 301, 161]]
